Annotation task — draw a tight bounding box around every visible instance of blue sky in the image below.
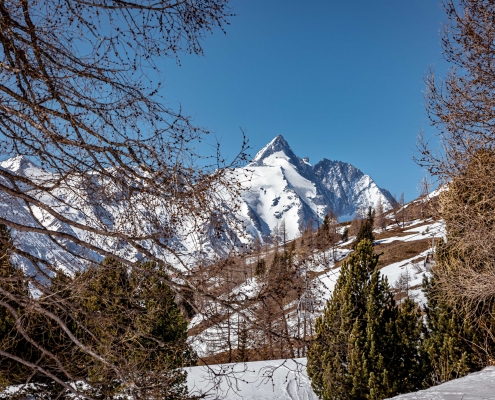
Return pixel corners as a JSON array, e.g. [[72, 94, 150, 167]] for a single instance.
[[156, 0, 448, 201]]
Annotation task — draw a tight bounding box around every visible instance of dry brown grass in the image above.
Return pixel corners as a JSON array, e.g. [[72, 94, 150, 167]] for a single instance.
[[374, 229, 411, 240], [375, 239, 431, 269]]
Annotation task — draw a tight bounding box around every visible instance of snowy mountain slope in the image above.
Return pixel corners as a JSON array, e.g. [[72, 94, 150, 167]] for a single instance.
[[189, 219, 445, 357], [0, 156, 245, 275], [237, 135, 394, 240], [189, 216, 444, 360], [314, 158, 394, 220]]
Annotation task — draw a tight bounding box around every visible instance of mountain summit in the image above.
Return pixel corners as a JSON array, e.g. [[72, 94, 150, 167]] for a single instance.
[[250, 135, 300, 167], [237, 136, 394, 240]]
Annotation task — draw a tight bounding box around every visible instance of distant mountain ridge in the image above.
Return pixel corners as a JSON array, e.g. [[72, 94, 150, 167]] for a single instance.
[[0, 136, 394, 273], [237, 135, 394, 240]]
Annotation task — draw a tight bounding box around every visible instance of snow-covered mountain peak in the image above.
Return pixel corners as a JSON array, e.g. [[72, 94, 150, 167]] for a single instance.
[[0, 137, 396, 268], [0, 155, 46, 178], [249, 135, 299, 167], [1, 155, 36, 172], [236, 136, 395, 241]]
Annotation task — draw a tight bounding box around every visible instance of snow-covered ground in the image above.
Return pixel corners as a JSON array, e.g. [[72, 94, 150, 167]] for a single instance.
[[8, 359, 492, 399], [388, 366, 495, 400], [187, 358, 495, 400], [186, 358, 317, 400]]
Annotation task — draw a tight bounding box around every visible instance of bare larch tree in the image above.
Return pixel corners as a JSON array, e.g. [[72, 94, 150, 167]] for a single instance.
[[0, 0, 250, 398], [417, 0, 495, 342]]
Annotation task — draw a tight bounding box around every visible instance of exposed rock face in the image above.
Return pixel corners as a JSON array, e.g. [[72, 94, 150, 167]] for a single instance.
[[237, 135, 394, 240]]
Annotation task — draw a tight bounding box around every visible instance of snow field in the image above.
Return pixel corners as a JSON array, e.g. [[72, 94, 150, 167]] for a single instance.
[[186, 358, 317, 400]]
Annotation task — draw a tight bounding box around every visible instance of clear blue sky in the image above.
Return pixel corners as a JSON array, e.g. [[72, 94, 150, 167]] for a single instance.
[[156, 0, 448, 201]]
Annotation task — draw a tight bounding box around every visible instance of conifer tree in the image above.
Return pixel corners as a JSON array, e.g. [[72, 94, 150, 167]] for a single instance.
[[341, 227, 349, 242], [236, 322, 249, 363], [0, 255, 195, 399], [316, 214, 331, 250], [422, 272, 488, 385], [0, 226, 36, 391], [393, 298, 426, 392], [307, 239, 425, 399], [361, 269, 398, 400], [70, 259, 196, 398], [353, 207, 375, 248]]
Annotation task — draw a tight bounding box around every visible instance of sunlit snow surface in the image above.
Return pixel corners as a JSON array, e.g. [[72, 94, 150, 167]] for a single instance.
[[5, 362, 494, 399], [187, 360, 495, 400], [186, 358, 317, 400], [388, 366, 495, 400]]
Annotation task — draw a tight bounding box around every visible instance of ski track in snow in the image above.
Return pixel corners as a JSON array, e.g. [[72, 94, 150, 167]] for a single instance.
[[186, 358, 318, 400]]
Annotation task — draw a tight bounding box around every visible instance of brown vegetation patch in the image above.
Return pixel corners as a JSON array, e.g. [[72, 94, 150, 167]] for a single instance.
[[375, 239, 431, 269], [374, 229, 411, 240]]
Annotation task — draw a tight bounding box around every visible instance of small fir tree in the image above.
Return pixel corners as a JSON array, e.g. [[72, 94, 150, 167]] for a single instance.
[[236, 322, 249, 363], [353, 207, 375, 248], [341, 227, 349, 242], [392, 298, 426, 393]]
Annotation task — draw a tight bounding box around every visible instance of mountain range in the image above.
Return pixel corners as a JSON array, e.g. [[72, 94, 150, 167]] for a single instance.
[[0, 136, 394, 272]]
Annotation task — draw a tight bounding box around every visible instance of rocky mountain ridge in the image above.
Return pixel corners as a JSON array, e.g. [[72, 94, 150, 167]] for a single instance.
[[237, 135, 394, 240]]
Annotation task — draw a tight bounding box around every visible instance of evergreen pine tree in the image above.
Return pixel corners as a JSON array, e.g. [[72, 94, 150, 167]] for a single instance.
[[307, 239, 377, 399], [361, 270, 398, 400], [0, 225, 36, 391], [0, 255, 196, 399], [422, 273, 487, 385], [353, 207, 375, 248], [321, 214, 330, 234], [72, 259, 196, 398], [236, 322, 249, 363], [317, 214, 331, 249], [307, 239, 426, 399], [393, 298, 426, 392], [341, 227, 349, 242]]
